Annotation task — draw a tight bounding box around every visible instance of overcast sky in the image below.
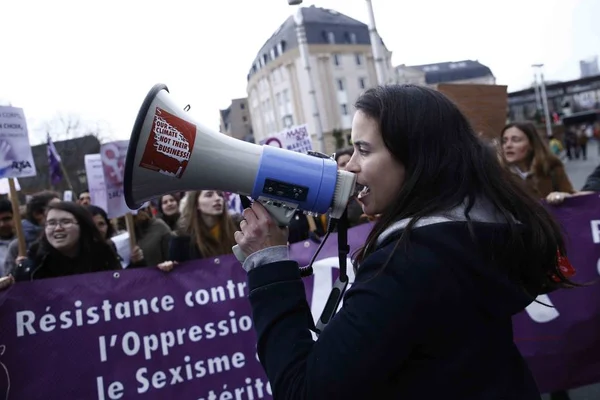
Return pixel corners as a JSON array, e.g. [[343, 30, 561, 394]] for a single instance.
[[1, 0, 598, 145]]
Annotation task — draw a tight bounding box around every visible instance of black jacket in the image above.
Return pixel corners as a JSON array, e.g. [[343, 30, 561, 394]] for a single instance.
[[168, 235, 203, 262], [14, 241, 121, 282], [582, 163, 600, 191], [246, 218, 542, 399]]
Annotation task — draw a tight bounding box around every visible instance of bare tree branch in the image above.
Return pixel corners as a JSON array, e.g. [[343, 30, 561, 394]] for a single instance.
[[38, 113, 115, 144]]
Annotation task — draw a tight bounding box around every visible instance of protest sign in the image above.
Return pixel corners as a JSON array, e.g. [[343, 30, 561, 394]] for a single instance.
[[260, 124, 313, 154], [85, 153, 109, 211], [0, 106, 37, 179], [100, 141, 130, 218]]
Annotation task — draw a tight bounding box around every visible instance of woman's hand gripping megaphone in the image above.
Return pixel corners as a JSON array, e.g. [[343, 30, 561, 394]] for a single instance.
[[233, 198, 289, 261]]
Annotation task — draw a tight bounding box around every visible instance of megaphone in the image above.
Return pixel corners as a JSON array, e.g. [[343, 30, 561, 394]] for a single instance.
[[124, 84, 356, 233]]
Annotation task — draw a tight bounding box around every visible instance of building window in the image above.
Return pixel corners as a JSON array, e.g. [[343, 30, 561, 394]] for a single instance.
[[323, 31, 335, 44], [242, 116, 247, 122], [277, 40, 286, 54], [333, 53, 341, 66], [359, 77, 366, 89], [240, 103, 245, 109], [283, 115, 294, 128], [337, 79, 345, 91], [341, 104, 348, 115], [345, 32, 357, 44], [355, 53, 363, 66]]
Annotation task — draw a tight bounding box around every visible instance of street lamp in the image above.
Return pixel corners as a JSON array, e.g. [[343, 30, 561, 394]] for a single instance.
[[365, 0, 387, 85], [290, 1, 326, 153], [532, 63, 553, 137]]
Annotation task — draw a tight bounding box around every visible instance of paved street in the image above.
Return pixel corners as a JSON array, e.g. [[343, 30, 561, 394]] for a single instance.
[[562, 140, 600, 190], [540, 139, 599, 400]]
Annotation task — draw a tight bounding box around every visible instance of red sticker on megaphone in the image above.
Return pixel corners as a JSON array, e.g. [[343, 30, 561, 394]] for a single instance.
[[139, 107, 197, 179]]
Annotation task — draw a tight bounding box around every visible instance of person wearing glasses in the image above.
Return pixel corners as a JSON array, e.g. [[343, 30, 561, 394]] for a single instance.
[[8, 202, 121, 282]]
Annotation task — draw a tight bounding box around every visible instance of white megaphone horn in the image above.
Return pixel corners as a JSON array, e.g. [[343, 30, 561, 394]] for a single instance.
[[124, 84, 356, 259]]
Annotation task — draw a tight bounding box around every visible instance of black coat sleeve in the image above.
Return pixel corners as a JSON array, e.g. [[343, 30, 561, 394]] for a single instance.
[[168, 235, 192, 263], [582, 163, 600, 192], [246, 242, 444, 399]]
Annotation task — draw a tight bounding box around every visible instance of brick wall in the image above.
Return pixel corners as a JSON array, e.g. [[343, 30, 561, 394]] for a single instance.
[[434, 84, 508, 141]]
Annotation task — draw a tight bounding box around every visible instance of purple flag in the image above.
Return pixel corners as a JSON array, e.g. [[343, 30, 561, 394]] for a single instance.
[[224, 192, 244, 215], [47, 134, 62, 185]]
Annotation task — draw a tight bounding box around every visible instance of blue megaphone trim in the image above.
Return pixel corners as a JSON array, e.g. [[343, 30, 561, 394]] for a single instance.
[[251, 145, 337, 215]]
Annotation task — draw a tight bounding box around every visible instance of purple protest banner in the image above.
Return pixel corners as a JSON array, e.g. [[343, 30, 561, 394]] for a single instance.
[[513, 193, 600, 393], [0, 195, 599, 398], [0, 224, 367, 400], [0, 261, 267, 400]]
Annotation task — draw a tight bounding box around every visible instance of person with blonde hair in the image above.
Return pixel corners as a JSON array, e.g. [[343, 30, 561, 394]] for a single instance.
[[158, 190, 240, 270]]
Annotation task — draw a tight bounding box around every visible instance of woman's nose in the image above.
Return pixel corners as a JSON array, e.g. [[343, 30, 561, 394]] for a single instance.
[[345, 159, 358, 173]]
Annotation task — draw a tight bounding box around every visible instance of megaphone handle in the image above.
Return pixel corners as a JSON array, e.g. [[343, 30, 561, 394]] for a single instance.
[[232, 245, 247, 263], [234, 196, 294, 263]]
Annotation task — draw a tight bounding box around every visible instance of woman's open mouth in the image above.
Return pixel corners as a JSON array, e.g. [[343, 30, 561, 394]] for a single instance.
[[355, 183, 370, 199]]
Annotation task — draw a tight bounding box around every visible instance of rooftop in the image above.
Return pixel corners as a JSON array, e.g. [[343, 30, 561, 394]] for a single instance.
[[247, 6, 378, 81], [399, 60, 494, 84]]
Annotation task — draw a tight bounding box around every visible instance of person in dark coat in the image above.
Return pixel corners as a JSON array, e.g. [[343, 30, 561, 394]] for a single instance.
[[86, 205, 146, 268], [3, 190, 60, 276], [233, 85, 576, 399], [581, 163, 600, 192], [12, 202, 121, 281], [156, 193, 181, 231]]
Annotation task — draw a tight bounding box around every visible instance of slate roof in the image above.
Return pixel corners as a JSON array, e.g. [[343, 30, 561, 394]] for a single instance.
[[405, 60, 494, 85], [247, 6, 377, 81]]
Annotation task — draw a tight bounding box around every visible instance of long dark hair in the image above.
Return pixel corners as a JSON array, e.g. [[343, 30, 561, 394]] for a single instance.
[[157, 193, 181, 231], [86, 205, 116, 239], [36, 201, 120, 271], [353, 85, 572, 292]]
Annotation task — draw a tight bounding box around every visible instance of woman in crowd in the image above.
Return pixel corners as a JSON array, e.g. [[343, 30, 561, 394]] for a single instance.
[[11, 202, 121, 281], [131, 206, 172, 266], [87, 205, 145, 268], [159, 190, 239, 269], [500, 122, 575, 205], [3, 190, 60, 276], [233, 85, 576, 399], [156, 193, 181, 231]]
